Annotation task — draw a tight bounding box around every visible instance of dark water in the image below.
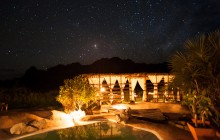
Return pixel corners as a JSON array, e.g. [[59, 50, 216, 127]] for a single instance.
[[21, 121, 159, 140]]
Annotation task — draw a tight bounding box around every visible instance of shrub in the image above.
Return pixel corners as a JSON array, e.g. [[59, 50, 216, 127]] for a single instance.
[[56, 75, 97, 113]]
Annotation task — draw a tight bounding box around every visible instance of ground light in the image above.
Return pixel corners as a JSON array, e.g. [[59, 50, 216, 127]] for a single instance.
[[52, 110, 86, 128]]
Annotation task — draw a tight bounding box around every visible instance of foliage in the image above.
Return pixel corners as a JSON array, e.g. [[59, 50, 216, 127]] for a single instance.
[[182, 90, 211, 127], [0, 87, 60, 108], [56, 75, 97, 112], [170, 30, 220, 127]]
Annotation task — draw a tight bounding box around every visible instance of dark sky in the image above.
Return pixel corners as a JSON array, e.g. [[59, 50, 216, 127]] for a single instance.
[[0, 0, 220, 80]]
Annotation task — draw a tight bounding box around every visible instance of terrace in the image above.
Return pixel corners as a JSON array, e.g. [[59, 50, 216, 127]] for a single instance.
[[0, 102, 193, 140]]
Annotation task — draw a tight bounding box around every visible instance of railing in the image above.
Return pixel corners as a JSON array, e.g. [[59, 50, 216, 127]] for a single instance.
[[100, 94, 122, 104]]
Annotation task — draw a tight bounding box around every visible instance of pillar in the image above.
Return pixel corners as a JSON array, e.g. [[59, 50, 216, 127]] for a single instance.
[[142, 77, 147, 102], [129, 76, 134, 101], [177, 87, 180, 101], [171, 88, 174, 100], [153, 83, 158, 102], [164, 83, 168, 102], [99, 75, 102, 105], [109, 75, 113, 104], [120, 75, 124, 101]]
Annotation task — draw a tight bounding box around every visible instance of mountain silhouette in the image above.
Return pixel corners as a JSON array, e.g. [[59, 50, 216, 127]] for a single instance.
[[1, 57, 171, 91]]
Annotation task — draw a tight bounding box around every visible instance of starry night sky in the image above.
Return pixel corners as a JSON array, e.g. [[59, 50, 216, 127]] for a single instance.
[[0, 0, 220, 80]]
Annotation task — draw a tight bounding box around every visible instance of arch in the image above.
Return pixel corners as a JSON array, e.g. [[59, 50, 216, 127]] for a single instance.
[[134, 81, 143, 102], [86, 73, 176, 103], [123, 80, 130, 102], [112, 80, 121, 95], [110, 76, 120, 89], [101, 79, 110, 104]]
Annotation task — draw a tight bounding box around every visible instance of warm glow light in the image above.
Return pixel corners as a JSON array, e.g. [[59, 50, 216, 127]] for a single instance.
[[61, 113, 75, 127], [51, 110, 75, 127], [51, 110, 86, 128], [70, 109, 86, 122], [111, 104, 127, 110], [100, 87, 105, 92]]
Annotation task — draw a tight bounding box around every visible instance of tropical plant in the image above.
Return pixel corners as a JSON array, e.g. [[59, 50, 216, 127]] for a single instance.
[[170, 30, 220, 128], [56, 75, 97, 113]]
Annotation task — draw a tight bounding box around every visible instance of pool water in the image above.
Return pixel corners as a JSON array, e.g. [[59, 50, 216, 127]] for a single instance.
[[20, 121, 159, 140]]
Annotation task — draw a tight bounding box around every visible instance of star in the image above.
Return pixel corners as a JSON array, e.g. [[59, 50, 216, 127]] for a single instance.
[[93, 44, 98, 49], [0, 0, 219, 80]]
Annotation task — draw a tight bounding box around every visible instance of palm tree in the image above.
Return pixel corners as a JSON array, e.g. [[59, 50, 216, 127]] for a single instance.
[[170, 30, 220, 127]]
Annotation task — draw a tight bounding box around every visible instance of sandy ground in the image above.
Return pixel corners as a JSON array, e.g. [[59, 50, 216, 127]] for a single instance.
[[0, 102, 194, 140]]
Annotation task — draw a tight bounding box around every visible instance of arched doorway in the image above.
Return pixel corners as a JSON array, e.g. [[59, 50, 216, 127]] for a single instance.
[[101, 79, 110, 104], [158, 78, 165, 102], [134, 81, 143, 102], [123, 80, 130, 102], [147, 80, 154, 102], [112, 80, 121, 103]]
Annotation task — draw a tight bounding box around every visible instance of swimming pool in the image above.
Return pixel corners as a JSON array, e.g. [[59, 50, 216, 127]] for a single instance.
[[19, 121, 160, 140]]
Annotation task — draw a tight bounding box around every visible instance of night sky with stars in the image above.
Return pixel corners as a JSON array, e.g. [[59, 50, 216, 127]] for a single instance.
[[1, 0, 220, 80]]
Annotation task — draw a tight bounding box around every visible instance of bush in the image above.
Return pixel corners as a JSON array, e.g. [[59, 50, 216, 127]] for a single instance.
[[0, 87, 60, 108], [56, 75, 97, 113]]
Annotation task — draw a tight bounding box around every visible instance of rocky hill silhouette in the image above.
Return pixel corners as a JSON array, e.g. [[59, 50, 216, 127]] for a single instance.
[[1, 57, 170, 91]]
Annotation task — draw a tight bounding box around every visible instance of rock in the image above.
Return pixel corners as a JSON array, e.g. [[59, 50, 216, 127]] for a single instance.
[[130, 108, 167, 122], [0, 113, 45, 129], [10, 122, 38, 135], [120, 111, 129, 123], [115, 114, 122, 123], [115, 107, 132, 124], [29, 119, 46, 129], [10, 123, 26, 134], [125, 107, 132, 118], [10, 119, 46, 135], [25, 125, 38, 133]]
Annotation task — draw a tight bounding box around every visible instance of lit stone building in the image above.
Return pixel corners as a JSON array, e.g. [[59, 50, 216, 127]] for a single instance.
[[85, 73, 181, 103]]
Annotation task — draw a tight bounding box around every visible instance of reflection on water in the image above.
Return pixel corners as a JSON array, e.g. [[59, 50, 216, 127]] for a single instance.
[[21, 121, 159, 140]]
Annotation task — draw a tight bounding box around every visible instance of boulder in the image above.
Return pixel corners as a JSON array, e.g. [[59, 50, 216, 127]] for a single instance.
[[10, 119, 47, 135], [29, 119, 47, 129], [115, 107, 132, 124], [115, 114, 122, 123], [10, 122, 38, 135], [0, 113, 45, 129]]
